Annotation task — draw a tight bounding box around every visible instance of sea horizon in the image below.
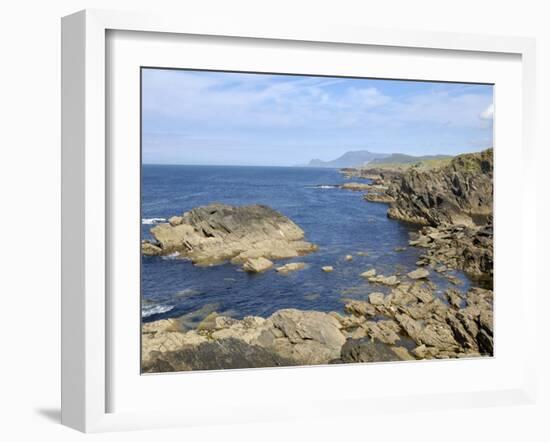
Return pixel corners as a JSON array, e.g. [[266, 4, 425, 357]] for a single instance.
[[142, 163, 335, 169]]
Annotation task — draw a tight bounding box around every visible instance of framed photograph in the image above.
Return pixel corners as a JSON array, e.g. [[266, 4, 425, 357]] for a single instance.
[[61, 9, 537, 432]]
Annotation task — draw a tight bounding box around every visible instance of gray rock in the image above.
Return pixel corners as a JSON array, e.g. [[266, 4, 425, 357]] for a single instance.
[[322, 266, 334, 273]]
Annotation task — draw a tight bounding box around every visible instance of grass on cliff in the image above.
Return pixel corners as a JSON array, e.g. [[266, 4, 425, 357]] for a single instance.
[[364, 148, 493, 174], [365, 156, 453, 172], [449, 148, 493, 174]]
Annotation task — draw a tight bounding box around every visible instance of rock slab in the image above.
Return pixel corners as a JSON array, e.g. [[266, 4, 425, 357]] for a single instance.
[[142, 204, 318, 269]]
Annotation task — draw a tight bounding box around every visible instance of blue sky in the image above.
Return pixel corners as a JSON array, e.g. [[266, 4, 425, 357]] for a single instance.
[[142, 68, 494, 166]]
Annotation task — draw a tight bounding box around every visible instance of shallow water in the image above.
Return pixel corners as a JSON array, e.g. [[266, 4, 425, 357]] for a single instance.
[[141, 165, 470, 323]]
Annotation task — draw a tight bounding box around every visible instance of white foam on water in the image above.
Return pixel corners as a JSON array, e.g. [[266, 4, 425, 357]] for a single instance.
[[142, 304, 174, 318], [142, 217, 167, 225], [162, 252, 180, 260], [305, 185, 338, 189]]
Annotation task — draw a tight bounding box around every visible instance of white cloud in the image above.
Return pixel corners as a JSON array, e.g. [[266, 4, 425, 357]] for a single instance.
[[142, 70, 494, 165], [143, 70, 494, 134], [480, 103, 494, 120]]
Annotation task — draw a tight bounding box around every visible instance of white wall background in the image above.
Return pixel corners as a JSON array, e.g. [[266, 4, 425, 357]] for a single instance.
[[0, 1, 547, 440]]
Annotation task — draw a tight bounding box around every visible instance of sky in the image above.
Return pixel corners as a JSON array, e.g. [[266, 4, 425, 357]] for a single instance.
[[142, 68, 494, 166]]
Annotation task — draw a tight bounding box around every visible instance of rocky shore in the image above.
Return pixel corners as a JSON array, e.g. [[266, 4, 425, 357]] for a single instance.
[[352, 148, 494, 287], [142, 279, 492, 372], [411, 223, 493, 286], [142, 149, 494, 372], [366, 148, 493, 227], [142, 203, 318, 271]]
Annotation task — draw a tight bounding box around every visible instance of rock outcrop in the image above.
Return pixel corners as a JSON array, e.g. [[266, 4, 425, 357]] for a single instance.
[[347, 149, 494, 286], [411, 223, 493, 284], [141, 151, 494, 373], [142, 308, 347, 372], [341, 282, 492, 359], [142, 204, 318, 269], [385, 148, 493, 227], [143, 279, 493, 372]]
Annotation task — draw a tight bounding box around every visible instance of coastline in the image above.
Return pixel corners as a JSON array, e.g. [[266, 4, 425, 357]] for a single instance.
[[141, 149, 494, 372]]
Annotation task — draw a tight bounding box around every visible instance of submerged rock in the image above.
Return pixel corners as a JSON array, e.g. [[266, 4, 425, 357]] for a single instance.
[[142, 204, 318, 269]]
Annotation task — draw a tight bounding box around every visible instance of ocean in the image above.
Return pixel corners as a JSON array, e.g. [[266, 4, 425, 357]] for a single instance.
[[141, 165, 470, 323]]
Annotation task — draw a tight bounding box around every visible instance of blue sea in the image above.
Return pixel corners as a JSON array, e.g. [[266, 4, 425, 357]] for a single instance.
[[141, 165, 470, 324]]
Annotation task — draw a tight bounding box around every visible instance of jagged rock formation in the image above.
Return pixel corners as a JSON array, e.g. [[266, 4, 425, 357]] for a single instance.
[[142, 280, 493, 373], [412, 223, 494, 284], [351, 149, 493, 285], [385, 148, 493, 227], [142, 204, 318, 268]]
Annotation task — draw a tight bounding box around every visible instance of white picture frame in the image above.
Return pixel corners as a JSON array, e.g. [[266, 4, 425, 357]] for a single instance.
[[61, 9, 537, 433]]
